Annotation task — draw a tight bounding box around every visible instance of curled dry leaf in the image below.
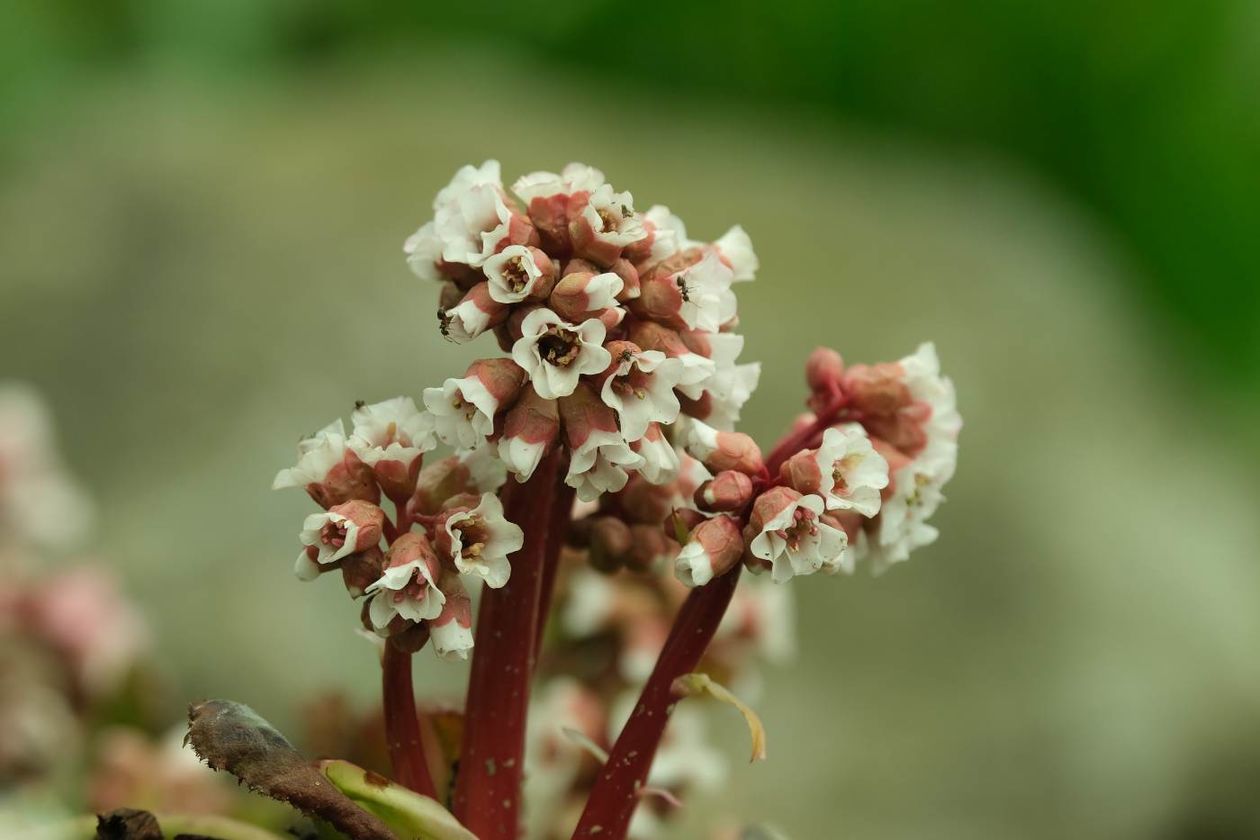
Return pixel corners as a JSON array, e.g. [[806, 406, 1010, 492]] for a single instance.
[[184, 699, 396, 840], [670, 672, 768, 763]]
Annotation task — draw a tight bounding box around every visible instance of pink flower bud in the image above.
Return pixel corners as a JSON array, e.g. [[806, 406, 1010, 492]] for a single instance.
[[548, 271, 624, 322], [779, 448, 824, 495], [524, 194, 575, 254], [498, 387, 560, 481], [609, 258, 640, 301], [563, 257, 601, 275], [439, 281, 464, 311], [703, 431, 764, 477], [438, 282, 509, 343], [329, 499, 386, 552], [631, 272, 687, 329], [665, 507, 706, 541], [675, 515, 744, 586], [464, 357, 527, 411], [589, 515, 633, 572], [619, 474, 677, 524], [430, 572, 474, 661], [315, 450, 379, 508], [806, 347, 845, 413], [560, 383, 620, 452], [408, 455, 477, 517], [842, 362, 911, 416], [695, 469, 755, 512], [340, 545, 386, 599], [625, 524, 677, 573]]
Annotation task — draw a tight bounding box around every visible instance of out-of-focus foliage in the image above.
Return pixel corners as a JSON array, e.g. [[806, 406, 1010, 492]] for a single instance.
[[2, 0, 1257, 382]]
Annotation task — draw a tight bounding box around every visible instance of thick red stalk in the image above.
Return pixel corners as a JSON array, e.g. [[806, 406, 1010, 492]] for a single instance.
[[534, 481, 576, 658], [571, 565, 742, 839], [381, 642, 438, 799], [453, 450, 563, 838]]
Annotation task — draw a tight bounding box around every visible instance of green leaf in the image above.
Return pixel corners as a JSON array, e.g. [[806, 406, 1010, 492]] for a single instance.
[[319, 759, 478, 840]]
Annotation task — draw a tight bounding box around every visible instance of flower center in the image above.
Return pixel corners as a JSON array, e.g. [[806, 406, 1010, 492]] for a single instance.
[[597, 207, 620, 233], [774, 507, 818, 553], [451, 395, 477, 420], [830, 454, 861, 493], [455, 517, 490, 559], [503, 258, 531, 293], [538, 327, 580, 367], [320, 520, 348, 549]]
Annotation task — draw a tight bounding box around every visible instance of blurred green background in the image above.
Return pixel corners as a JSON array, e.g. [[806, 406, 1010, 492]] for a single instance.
[[2, 2, 1259, 838]]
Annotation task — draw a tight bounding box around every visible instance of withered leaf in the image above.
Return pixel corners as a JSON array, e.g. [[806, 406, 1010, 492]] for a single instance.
[[185, 699, 395, 840]]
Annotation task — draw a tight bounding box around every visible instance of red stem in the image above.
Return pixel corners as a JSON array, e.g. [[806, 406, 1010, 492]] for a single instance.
[[764, 397, 847, 476], [452, 450, 564, 838], [534, 481, 576, 658], [571, 565, 743, 839], [382, 641, 438, 799]]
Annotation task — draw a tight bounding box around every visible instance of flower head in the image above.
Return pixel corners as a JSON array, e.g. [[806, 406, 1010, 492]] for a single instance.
[[511, 309, 611, 400], [438, 492, 524, 588], [747, 488, 849, 582]]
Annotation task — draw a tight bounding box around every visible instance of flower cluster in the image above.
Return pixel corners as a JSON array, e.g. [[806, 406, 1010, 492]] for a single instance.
[[405, 160, 760, 498], [264, 160, 962, 840], [273, 398, 519, 660]]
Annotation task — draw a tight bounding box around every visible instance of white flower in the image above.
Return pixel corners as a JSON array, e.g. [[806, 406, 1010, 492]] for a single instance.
[[813, 425, 889, 516], [715, 224, 758, 281], [579, 183, 647, 249], [403, 221, 443, 281], [750, 492, 849, 583], [861, 448, 954, 572], [511, 309, 611, 400], [498, 435, 547, 482], [484, 245, 545, 304], [600, 349, 683, 441], [643, 204, 690, 262], [296, 510, 359, 579], [430, 160, 512, 268], [900, 342, 962, 447], [459, 445, 509, 492], [630, 424, 680, 485], [696, 332, 760, 430], [365, 554, 446, 628], [439, 292, 496, 343], [272, 420, 350, 490], [348, 397, 436, 466], [512, 162, 606, 202], [565, 430, 645, 502], [423, 377, 498, 451], [673, 251, 736, 332], [442, 493, 524, 588], [430, 574, 475, 661]]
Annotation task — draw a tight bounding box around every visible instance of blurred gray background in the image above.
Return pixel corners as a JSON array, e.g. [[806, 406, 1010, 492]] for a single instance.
[[3, 5, 1260, 837]]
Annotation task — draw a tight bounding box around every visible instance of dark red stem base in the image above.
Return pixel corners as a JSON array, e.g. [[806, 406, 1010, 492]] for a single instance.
[[453, 450, 564, 838], [382, 641, 438, 799], [571, 565, 742, 839]]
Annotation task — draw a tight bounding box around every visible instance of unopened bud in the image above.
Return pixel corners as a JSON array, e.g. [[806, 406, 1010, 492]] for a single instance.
[[619, 474, 677, 524], [806, 347, 845, 393], [439, 282, 509, 343], [610, 258, 641, 301], [625, 524, 678, 573], [328, 499, 386, 552], [589, 516, 633, 572], [695, 470, 755, 512], [778, 448, 824, 496], [675, 515, 744, 587], [465, 357, 527, 410], [409, 456, 475, 517], [549, 272, 624, 322], [340, 545, 386, 599], [704, 431, 764, 477]]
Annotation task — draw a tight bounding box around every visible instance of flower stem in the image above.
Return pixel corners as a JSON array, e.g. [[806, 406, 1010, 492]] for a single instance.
[[535, 481, 575, 658], [764, 397, 846, 475], [382, 641, 438, 800], [453, 450, 563, 839], [571, 565, 743, 840]]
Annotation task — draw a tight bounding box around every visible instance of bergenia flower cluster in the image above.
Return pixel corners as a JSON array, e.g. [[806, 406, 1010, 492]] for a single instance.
[[266, 160, 962, 840]]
